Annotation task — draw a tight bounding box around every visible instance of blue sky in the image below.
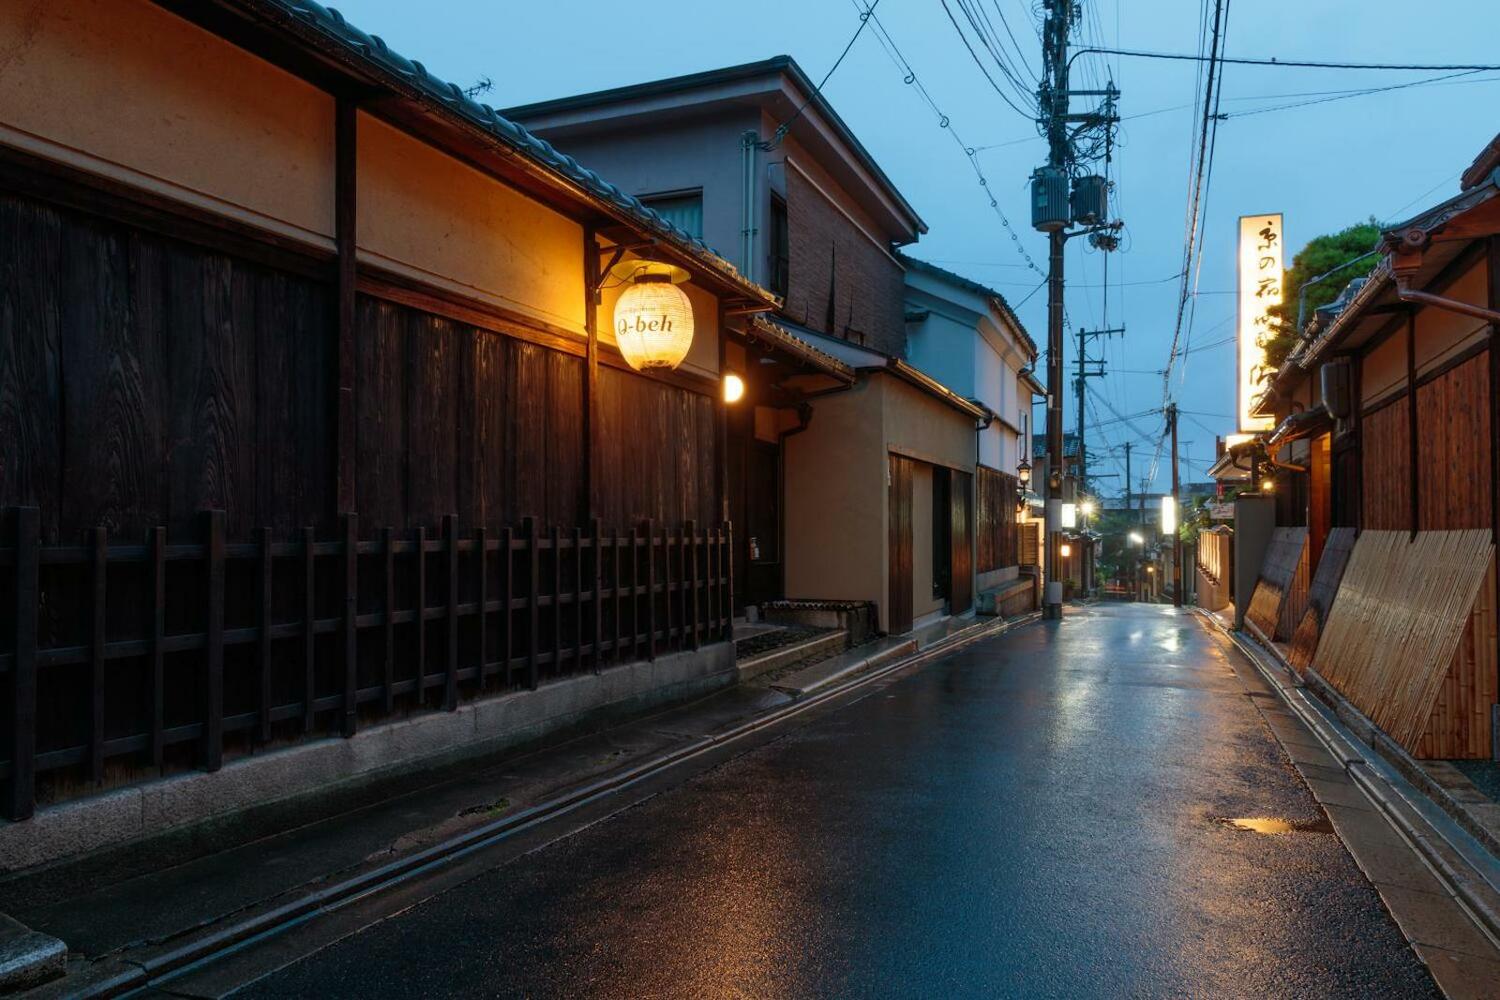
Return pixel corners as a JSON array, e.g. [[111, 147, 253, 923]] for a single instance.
[[332, 0, 1500, 495]]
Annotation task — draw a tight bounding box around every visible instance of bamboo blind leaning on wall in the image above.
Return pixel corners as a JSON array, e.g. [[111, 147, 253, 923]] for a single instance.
[[1245, 527, 1308, 642], [1312, 529, 1494, 758], [1288, 527, 1355, 674]]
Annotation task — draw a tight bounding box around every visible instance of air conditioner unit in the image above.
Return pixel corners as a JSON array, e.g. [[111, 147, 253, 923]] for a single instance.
[[1321, 359, 1351, 420]]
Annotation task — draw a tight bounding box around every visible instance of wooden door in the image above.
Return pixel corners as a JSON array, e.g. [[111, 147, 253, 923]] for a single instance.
[[950, 470, 973, 615], [888, 454, 914, 634]]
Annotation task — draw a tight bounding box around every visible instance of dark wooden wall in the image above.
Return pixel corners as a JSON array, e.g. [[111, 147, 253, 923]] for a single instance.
[[1416, 352, 1491, 531], [949, 470, 973, 614], [1362, 400, 1410, 531], [976, 465, 1018, 572], [0, 194, 331, 545], [887, 454, 914, 633], [0, 192, 719, 545]]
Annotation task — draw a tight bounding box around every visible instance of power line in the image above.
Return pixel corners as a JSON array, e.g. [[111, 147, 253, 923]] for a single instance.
[[1073, 47, 1500, 72], [762, 0, 882, 149]]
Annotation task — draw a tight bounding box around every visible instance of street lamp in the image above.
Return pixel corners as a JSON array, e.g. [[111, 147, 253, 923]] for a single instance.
[[1017, 458, 1031, 487], [1128, 531, 1144, 546]]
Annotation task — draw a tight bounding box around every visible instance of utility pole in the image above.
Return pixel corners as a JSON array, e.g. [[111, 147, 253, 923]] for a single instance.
[[1168, 402, 1182, 608], [1033, 0, 1119, 620], [1123, 440, 1132, 519]]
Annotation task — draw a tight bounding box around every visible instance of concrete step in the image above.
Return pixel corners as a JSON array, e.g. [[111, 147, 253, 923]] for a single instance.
[[737, 629, 848, 682], [0, 912, 65, 993], [770, 636, 918, 697]]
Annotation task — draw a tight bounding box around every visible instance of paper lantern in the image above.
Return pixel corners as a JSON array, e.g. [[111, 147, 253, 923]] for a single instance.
[[614, 277, 694, 371]]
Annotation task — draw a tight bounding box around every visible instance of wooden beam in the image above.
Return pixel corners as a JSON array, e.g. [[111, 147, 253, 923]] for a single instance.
[[583, 227, 599, 520], [335, 97, 358, 516], [1490, 235, 1500, 550], [1408, 313, 1420, 538]]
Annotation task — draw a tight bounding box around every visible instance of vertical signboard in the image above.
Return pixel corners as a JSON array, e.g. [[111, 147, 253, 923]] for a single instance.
[[1237, 213, 1282, 432]]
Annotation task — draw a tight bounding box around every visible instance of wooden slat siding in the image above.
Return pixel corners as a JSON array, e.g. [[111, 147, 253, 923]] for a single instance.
[[444, 515, 459, 710], [1407, 314, 1420, 538], [525, 517, 539, 688], [1315, 530, 1494, 757], [1417, 353, 1492, 531], [89, 526, 106, 783], [8, 508, 39, 820], [887, 456, 915, 634], [342, 514, 358, 736], [707, 524, 717, 638], [258, 526, 273, 743], [1289, 527, 1356, 673], [950, 472, 974, 615], [356, 299, 407, 532], [382, 526, 395, 714], [1361, 401, 1410, 530], [414, 525, 427, 703], [644, 520, 657, 660], [1416, 556, 1498, 759], [975, 466, 1020, 572], [475, 526, 488, 686], [302, 526, 316, 732], [591, 518, 603, 674], [664, 525, 675, 648], [149, 525, 165, 766], [583, 227, 598, 521], [502, 526, 514, 686], [688, 520, 700, 650], [203, 511, 224, 772]]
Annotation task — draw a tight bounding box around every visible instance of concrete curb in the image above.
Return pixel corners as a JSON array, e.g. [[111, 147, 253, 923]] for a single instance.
[[737, 630, 849, 682], [771, 639, 917, 696], [1197, 610, 1500, 950], [47, 610, 1041, 998], [0, 914, 65, 994]]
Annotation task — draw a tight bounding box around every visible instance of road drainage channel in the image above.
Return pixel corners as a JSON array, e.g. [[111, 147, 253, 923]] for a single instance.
[[81, 613, 1038, 999]]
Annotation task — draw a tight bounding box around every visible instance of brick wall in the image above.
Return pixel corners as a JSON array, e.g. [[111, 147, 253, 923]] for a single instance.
[[784, 167, 906, 357]]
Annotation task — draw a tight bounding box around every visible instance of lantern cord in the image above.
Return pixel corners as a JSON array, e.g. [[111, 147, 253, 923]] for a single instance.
[[760, 0, 882, 151]]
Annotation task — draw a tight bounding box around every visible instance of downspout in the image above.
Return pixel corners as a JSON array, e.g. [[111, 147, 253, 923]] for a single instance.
[[740, 131, 759, 283], [1394, 282, 1500, 325]]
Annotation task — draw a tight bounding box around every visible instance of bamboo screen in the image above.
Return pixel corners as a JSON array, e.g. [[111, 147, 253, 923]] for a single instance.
[[1245, 527, 1308, 642], [1313, 530, 1494, 756], [1287, 527, 1356, 673]]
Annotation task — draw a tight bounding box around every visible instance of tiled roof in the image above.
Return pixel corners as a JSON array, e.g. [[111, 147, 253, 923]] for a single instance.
[[251, 0, 774, 305]]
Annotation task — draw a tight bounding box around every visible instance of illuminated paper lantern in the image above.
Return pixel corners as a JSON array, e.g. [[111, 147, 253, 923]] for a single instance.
[[614, 277, 694, 371]]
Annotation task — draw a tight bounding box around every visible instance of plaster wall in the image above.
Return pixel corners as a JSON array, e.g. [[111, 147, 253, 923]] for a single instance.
[[357, 114, 586, 335], [0, 0, 335, 243], [1362, 327, 1407, 406], [782, 378, 887, 619], [1415, 260, 1488, 377], [883, 375, 976, 472]]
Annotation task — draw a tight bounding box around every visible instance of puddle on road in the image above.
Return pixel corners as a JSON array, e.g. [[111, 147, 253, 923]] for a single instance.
[[1219, 816, 1334, 835]]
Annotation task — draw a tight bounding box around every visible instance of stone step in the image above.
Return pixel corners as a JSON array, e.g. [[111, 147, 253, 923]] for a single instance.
[[737, 629, 849, 682]]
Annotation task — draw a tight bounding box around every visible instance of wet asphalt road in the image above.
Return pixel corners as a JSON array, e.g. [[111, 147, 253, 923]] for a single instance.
[[242, 604, 1436, 998]]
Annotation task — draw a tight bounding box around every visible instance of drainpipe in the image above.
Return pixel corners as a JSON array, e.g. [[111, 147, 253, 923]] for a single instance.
[[740, 131, 759, 282], [1394, 281, 1500, 325]]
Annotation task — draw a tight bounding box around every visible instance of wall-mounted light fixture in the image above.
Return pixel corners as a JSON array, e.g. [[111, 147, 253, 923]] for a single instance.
[[1016, 458, 1031, 486], [722, 372, 746, 404], [612, 262, 694, 372], [1060, 542, 1072, 558]]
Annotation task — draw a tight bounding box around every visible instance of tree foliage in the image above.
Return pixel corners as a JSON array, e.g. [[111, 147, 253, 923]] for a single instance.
[[1260, 218, 1382, 374]]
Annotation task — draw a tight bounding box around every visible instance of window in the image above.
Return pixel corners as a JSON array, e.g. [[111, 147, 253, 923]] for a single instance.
[[768, 194, 789, 298], [642, 191, 703, 240]]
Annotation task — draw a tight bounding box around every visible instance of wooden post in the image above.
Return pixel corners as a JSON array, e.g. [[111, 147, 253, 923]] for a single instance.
[[8, 508, 39, 821], [382, 526, 395, 714], [258, 526, 273, 744], [342, 513, 358, 736], [1408, 312, 1420, 538], [663, 524, 675, 651], [90, 526, 107, 782], [204, 510, 225, 772], [592, 517, 603, 673], [335, 97, 357, 515], [476, 526, 488, 685], [525, 517, 539, 689], [644, 520, 657, 660], [414, 525, 427, 703], [444, 514, 459, 710], [503, 525, 514, 685], [724, 520, 735, 641], [583, 226, 599, 520], [302, 525, 316, 732], [149, 525, 166, 766], [552, 525, 562, 675], [612, 530, 623, 665], [572, 526, 584, 671], [687, 519, 700, 650]]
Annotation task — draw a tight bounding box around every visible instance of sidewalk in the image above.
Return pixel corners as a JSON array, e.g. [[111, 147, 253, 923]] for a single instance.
[[4, 612, 1028, 998]]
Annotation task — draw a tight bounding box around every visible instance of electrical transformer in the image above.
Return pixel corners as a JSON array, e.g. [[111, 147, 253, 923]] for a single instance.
[[1030, 167, 1069, 232], [1070, 174, 1108, 226]]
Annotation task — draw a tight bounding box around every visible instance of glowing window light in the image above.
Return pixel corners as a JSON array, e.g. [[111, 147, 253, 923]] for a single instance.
[[1161, 496, 1177, 535], [1061, 502, 1077, 529]]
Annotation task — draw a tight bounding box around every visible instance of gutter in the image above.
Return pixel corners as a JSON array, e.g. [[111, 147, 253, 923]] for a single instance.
[[1394, 281, 1500, 325], [878, 359, 989, 420]]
